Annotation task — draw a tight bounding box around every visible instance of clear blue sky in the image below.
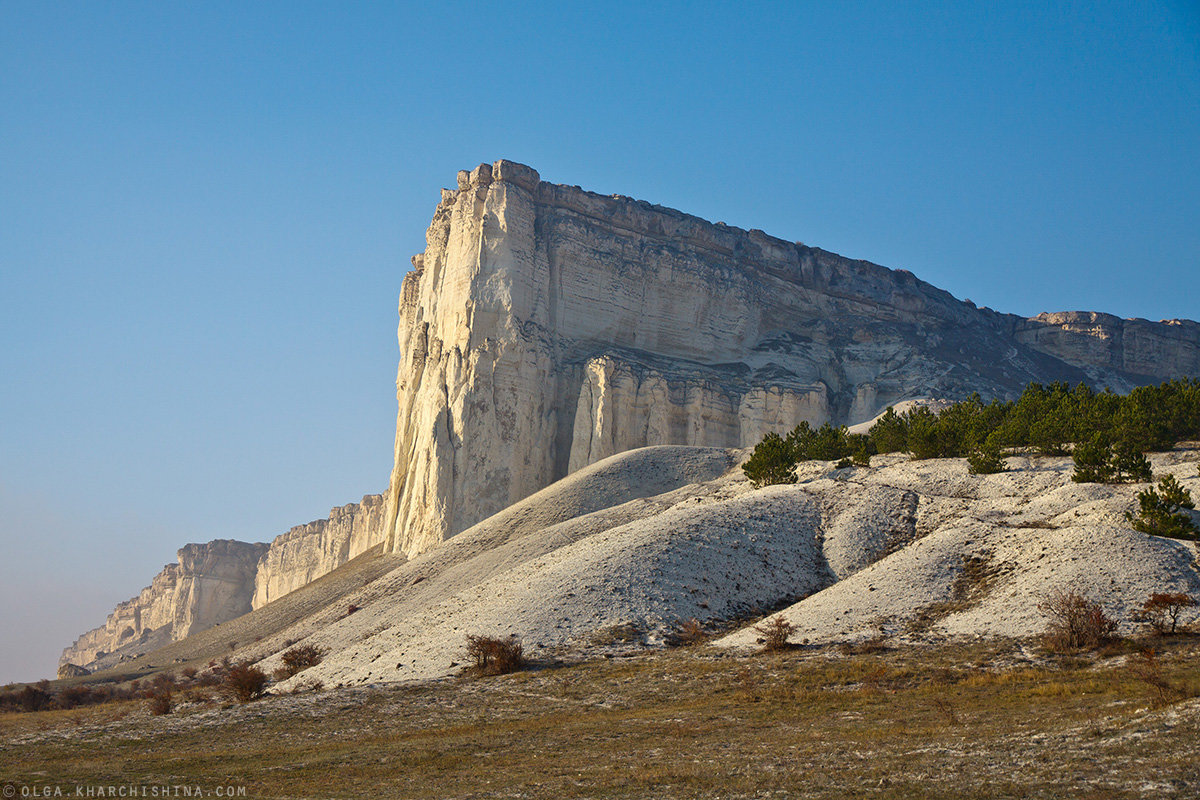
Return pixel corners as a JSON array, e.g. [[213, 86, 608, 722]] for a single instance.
[[2, 1, 1197, 683]]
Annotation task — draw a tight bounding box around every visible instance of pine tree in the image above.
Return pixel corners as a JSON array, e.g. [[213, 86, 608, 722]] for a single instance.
[[967, 443, 1007, 475], [868, 407, 908, 454], [1110, 442, 1152, 483], [1071, 436, 1113, 483], [742, 432, 797, 488], [1126, 474, 1199, 540]]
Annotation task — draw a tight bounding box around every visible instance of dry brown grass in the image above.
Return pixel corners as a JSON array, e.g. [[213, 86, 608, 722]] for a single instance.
[[6, 640, 1200, 798], [907, 553, 1013, 634]]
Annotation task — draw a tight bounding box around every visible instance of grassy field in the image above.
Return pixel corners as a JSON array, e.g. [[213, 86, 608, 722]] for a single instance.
[[4, 638, 1200, 799]]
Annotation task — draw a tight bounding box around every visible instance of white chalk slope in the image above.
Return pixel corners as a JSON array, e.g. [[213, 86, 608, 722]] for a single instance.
[[261, 445, 1200, 688]]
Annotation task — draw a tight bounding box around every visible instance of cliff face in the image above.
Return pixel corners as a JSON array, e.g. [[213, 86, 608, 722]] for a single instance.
[[60, 540, 267, 671], [251, 495, 386, 608], [60, 495, 387, 672], [1015, 312, 1200, 382], [382, 160, 1200, 558]]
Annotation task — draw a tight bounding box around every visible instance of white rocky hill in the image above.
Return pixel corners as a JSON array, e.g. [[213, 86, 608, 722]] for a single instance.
[[249, 444, 1200, 691]]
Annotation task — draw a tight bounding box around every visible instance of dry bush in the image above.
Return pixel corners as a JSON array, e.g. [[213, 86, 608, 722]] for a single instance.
[[932, 697, 960, 726], [1126, 647, 1199, 705], [839, 635, 888, 656], [58, 685, 105, 709], [274, 644, 327, 680], [150, 673, 176, 692], [147, 689, 173, 716], [180, 666, 198, 680], [587, 621, 643, 647], [13, 685, 53, 712], [464, 635, 525, 676], [288, 678, 325, 695], [224, 661, 269, 702], [196, 670, 222, 688], [666, 618, 709, 647], [179, 688, 211, 704], [1038, 587, 1119, 652], [754, 615, 795, 652], [1137, 592, 1196, 635]]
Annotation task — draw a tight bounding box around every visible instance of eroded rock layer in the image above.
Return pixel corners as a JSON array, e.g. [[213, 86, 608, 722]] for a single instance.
[[383, 160, 1200, 557], [251, 495, 386, 608], [60, 540, 267, 671]]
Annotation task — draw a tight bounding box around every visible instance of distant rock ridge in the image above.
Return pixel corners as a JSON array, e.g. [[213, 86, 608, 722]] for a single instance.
[[59, 539, 267, 671], [381, 159, 1200, 558], [60, 495, 385, 672]]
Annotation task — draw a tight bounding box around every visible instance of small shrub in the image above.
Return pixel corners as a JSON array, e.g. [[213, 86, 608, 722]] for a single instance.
[[1138, 592, 1196, 635], [1038, 587, 1118, 652], [967, 444, 1006, 475], [147, 690, 173, 716], [346, 604, 360, 616], [666, 618, 708, 647], [464, 635, 525, 676], [1127, 648, 1198, 705], [196, 670, 222, 688], [754, 615, 795, 652], [274, 644, 327, 680], [150, 673, 176, 692], [180, 667, 198, 680], [224, 661, 269, 702]]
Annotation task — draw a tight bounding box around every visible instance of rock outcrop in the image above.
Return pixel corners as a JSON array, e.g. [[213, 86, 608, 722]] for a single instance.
[[252, 495, 386, 608], [57, 663, 90, 679], [61, 495, 388, 672], [60, 540, 267, 671], [1015, 312, 1200, 383], [383, 160, 1200, 558]]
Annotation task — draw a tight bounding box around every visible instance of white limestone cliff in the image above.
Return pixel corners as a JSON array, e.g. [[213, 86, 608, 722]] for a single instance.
[[382, 160, 1200, 558], [61, 495, 386, 672], [60, 540, 267, 671], [251, 495, 386, 608]]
